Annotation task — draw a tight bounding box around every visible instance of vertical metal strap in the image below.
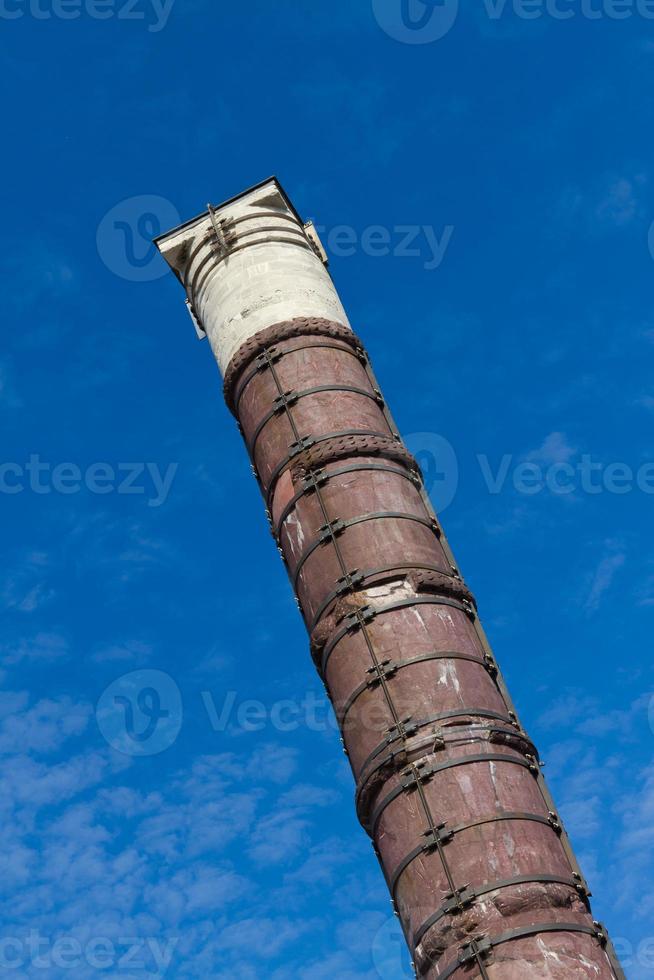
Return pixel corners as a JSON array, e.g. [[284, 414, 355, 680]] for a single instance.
[[233, 338, 622, 980], [354, 346, 626, 971]]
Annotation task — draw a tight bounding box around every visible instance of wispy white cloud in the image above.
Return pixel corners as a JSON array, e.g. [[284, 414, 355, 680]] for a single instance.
[[0, 360, 22, 409], [552, 172, 648, 235], [0, 696, 91, 756], [91, 639, 152, 664], [0, 630, 70, 666], [527, 430, 577, 466], [595, 175, 646, 227], [533, 688, 654, 980], [637, 575, 654, 607], [583, 541, 626, 614], [0, 552, 52, 614], [0, 688, 382, 979]]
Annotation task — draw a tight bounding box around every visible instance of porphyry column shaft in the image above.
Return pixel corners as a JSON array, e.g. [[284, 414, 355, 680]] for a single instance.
[[156, 178, 624, 979]]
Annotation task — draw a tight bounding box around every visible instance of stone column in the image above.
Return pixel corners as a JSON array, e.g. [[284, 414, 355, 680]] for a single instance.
[[156, 178, 624, 979]]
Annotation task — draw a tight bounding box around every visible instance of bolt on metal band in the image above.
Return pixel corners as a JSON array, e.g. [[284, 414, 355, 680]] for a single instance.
[[431, 921, 621, 980], [362, 753, 541, 837]]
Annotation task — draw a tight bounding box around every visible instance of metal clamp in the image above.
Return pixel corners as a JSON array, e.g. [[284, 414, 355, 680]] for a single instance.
[[400, 759, 431, 790], [432, 922, 621, 980], [335, 570, 365, 595], [462, 599, 476, 620], [343, 606, 376, 633], [459, 936, 492, 965], [414, 874, 591, 948], [337, 649, 501, 727], [318, 519, 346, 544], [385, 720, 418, 754], [301, 468, 328, 493], [273, 390, 299, 413], [288, 436, 315, 456], [362, 754, 541, 836], [388, 810, 563, 903], [424, 824, 454, 849], [443, 886, 475, 916], [366, 659, 399, 686], [548, 811, 562, 834], [255, 347, 281, 372]]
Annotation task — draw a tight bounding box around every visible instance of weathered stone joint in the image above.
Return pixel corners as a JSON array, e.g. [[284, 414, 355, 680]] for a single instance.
[[223, 316, 363, 413], [418, 920, 613, 979], [356, 743, 541, 836], [407, 568, 477, 609], [290, 432, 419, 482]]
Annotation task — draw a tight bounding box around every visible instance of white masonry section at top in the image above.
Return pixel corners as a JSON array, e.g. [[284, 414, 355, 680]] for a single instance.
[[155, 177, 352, 375]]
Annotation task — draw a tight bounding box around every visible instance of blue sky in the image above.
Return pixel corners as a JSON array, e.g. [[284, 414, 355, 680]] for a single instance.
[[1, 0, 653, 976]]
